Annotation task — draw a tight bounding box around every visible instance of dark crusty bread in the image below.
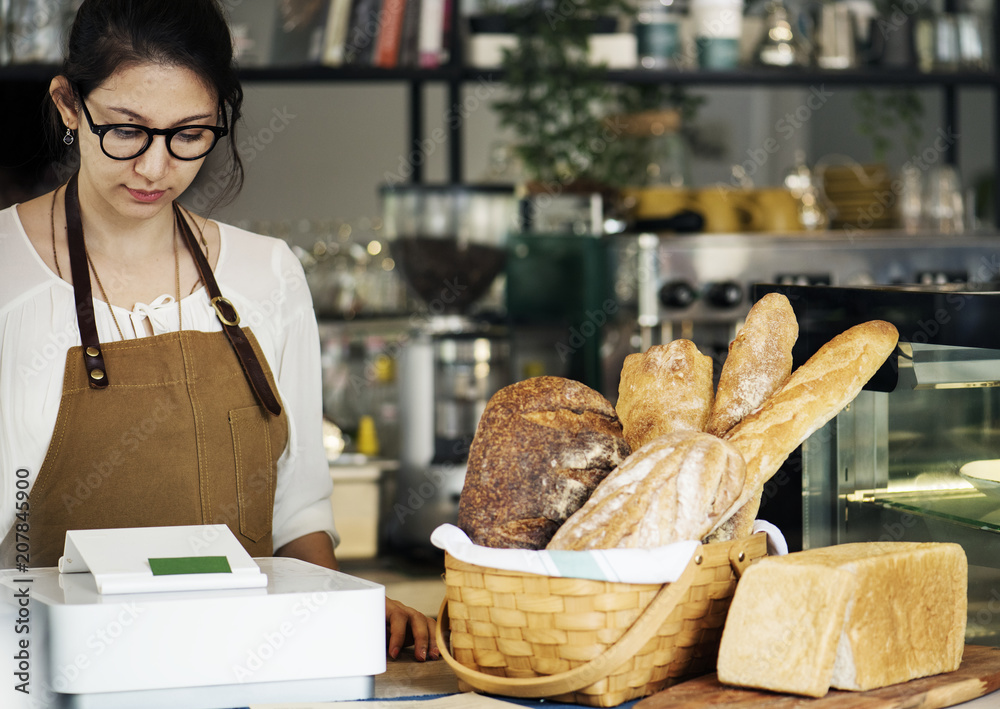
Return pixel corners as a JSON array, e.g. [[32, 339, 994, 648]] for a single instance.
[[457, 376, 631, 549]]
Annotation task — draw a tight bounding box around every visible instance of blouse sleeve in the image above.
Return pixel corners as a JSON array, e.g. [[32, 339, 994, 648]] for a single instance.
[[267, 245, 339, 552]]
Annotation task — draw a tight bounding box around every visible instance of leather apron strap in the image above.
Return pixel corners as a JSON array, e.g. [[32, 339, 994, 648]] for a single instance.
[[173, 204, 282, 416], [61, 172, 281, 416], [64, 173, 110, 389]]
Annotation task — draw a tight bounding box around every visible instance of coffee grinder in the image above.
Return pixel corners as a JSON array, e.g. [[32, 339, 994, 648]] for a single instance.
[[380, 184, 517, 555]]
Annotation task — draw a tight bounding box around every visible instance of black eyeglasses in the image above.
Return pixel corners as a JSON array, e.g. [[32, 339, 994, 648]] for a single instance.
[[78, 96, 229, 161]]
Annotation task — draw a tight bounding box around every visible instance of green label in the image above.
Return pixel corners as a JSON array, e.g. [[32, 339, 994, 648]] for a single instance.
[[697, 37, 740, 69], [148, 556, 232, 576], [636, 21, 680, 59]]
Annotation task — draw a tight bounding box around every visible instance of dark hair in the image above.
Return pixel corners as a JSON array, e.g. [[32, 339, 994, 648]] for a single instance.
[[50, 0, 244, 208]]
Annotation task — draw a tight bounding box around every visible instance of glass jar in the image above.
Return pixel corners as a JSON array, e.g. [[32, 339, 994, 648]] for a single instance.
[[691, 0, 743, 70], [634, 0, 683, 69], [7, 0, 76, 64]]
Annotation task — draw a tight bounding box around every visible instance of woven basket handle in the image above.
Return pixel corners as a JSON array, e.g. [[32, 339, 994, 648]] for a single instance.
[[436, 539, 732, 699]]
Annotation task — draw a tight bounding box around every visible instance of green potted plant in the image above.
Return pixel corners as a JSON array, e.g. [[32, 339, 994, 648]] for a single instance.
[[852, 87, 924, 164], [490, 0, 629, 193], [491, 1, 705, 201]]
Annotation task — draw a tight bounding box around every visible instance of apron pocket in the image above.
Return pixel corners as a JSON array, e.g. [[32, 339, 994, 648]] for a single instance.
[[229, 406, 274, 543]]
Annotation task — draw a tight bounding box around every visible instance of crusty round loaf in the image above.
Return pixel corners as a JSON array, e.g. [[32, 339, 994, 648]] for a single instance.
[[616, 339, 715, 451], [707, 292, 798, 438], [546, 431, 746, 550], [457, 376, 631, 549]]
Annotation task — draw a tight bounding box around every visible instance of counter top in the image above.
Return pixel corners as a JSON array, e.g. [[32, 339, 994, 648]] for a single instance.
[[251, 649, 1000, 709]]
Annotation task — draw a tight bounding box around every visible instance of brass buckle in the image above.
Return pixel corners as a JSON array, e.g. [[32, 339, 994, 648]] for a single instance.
[[211, 296, 241, 326]]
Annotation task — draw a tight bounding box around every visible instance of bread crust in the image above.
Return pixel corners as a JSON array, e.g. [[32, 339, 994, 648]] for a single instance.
[[714, 320, 899, 533], [546, 431, 745, 550], [707, 292, 798, 438], [616, 340, 714, 451], [718, 542, 967, 697], [457, 376, 631, 549]]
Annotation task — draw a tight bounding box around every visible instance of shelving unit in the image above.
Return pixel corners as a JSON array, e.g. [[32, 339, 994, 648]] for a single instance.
[[3, 56, 999, 214]]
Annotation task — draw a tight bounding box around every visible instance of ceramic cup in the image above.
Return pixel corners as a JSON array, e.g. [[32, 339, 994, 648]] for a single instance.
[[691, 0, 744, 69], [693, 187, 758, 233], [747, 188, 804, 232], [623, 186, 696, 221]]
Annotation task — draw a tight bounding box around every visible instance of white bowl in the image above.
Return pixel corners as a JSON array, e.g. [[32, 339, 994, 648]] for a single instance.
[[959, 459, 1000, 499]]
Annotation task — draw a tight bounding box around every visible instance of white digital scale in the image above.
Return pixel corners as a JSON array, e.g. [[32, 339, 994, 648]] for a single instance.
[[0, 526, 386, 709]]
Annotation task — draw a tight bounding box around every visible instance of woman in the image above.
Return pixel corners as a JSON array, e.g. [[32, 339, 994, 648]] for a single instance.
[[0, 0, 437, 661]]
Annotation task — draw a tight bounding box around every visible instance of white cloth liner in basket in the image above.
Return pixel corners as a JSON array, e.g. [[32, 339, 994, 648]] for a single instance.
[[431, 520, 787, 584]]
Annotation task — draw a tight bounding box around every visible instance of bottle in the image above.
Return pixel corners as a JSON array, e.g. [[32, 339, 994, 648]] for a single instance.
[[782, 150, 830, 231], [691, 0, 744, 70], [635, 0, 683, 69], [754, 1, 808, 68], [355, 415, 380, 457]]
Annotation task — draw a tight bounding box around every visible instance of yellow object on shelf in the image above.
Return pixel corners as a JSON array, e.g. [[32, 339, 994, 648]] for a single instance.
[[356, 415, 380, 457]]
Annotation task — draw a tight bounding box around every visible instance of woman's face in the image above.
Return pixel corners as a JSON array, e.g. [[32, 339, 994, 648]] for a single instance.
[[64, 63, 220, 223]]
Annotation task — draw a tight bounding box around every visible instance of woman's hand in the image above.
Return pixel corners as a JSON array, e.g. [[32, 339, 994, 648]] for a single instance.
[[275, 533, 439, 661], [387, 597, 439, 661]]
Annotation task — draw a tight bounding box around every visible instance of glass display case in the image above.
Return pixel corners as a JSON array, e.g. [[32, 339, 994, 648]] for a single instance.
[[762, 284, 1000, 648]]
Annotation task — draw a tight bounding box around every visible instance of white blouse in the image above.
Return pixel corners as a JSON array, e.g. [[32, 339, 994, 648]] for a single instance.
[[0, 205, 338, 555]]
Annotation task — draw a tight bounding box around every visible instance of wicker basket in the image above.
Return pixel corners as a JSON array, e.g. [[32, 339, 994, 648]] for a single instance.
[[435, 532, 768, 707]]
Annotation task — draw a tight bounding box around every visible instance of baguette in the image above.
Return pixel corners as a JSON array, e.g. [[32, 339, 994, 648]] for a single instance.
[[706, 293, 798, 438], [547, 431, 745, 550], [712, 320, 899, 534], [616, 339, 714, 451]]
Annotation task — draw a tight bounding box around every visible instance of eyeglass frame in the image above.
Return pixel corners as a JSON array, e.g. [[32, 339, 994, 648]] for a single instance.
[[76, 91, 230, 161]]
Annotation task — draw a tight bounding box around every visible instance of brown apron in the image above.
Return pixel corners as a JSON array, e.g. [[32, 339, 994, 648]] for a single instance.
[[3, 176, 288, 568]]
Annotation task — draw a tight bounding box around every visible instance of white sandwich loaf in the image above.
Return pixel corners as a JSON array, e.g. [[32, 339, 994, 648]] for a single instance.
[[717, 541, 968, 698]]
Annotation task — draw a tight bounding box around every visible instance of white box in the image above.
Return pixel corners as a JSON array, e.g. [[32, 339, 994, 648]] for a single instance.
[[466, 33, 637, 69], [330, 462, 387, 560], [0, 558, 385, 709]]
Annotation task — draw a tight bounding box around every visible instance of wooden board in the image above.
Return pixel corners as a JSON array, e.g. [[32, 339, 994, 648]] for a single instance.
[[635, 645, 1000, 709]]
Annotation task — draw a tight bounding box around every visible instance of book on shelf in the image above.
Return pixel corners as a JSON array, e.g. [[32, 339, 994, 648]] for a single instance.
[[322, 0, 355, 66], [373, 0, 407, 67], [397, 0, 422, 67], [270, 0, 331, 66], [227, 0, 278, 67], [439, 0, 452, 65], [232, 0, 448, 69], [417, 0, 445, 68], [343, 0, 384, 65]]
